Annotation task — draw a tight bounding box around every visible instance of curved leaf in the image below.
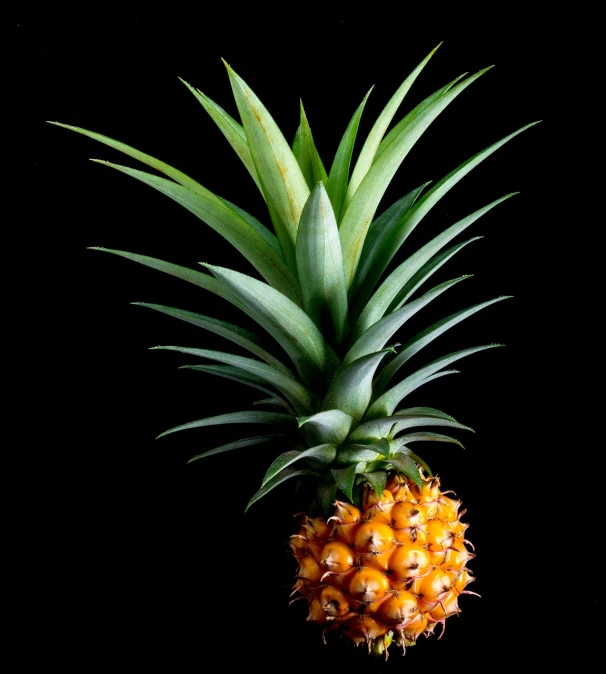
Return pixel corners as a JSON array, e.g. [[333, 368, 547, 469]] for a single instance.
[[224, 61, 310, 271], [135, 302, 293, 376], [375, 296, 511, 392], [331, 463, 364, 503], [157, 410, 295, 439], [359, 471, 388, 498], [353, 122, 540, 309], [296, 101, 328, 189], [322, 349, 393, 421], [88, 247, 244, 308], [90, 159, 302, 305], [246, 467, 317, 511], [262, 444, 337, 485], [180, 364, 294, 414], [339, 68, 491, 289], [343, 44, 441, 209], [381, 237, 483, 312], [152, 346, 317, 415], [317, 483, 339, 517], [221, 199, 282, 256], [187, 435, 284, 463], [343, 276, 470, 365], [336, 444, 386, 465], [325, 87, 373, 222], [390, 432, 465, 452], [352, 194, 515, 340], [202, 264, 339, 386], [374, 72, 468, 161], [298, 410, 356, 446], [348, 403, 467, 443], [389, 454, 422, 488], [368, 345, 501, 419], [179, 78, 263, 194], [296, 182, 349, 342], [49, 121, 211, 192], [351, 182, 428, 298]]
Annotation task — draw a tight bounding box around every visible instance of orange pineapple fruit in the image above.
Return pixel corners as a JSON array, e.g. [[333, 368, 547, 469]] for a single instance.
[[50, 44, 537, 657], [291, 474, 478, 655]]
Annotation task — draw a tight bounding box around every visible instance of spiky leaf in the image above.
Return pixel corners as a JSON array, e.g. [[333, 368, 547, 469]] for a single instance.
[[298, 410, 356, 445], [152, 345, 317, 415], [296, 182, 348, 342], [343, 44, 440, 208], [246, 468, 316, 511], [90, 160, 302, 304], [157, 411, 295, 439], [340, 68, 491, 289], [135, 303, 292, 375], [224, 61, 310, 271], [202, 264, 339, 386], [188, 435, 283, 463], [325, 87, 373, 221], [262, 444, 337, 485], [322, 349, 393, 421], [389, 454, 422, 488], [352, 194, 516, 338], [368, 345, 502, 418]]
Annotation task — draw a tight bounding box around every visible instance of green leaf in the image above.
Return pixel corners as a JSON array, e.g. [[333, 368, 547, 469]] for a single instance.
[[322, 349, 393, 421], [296, 101, 328, 189], [246, 467, 315, 511], [179, 78, 263, 194], [389, 454, 422, 488], [135, 303, 293, 376], [253, 397, 289, 410], [351, 183, 428, 298], [180, 364, 295, 414], [352, 194, 515, 340], [343, 276, 470, 365], [399, 449, 433, 477], [339, 67, 491, 289], [221, 199, 282, 256], [87, 247, 244, 308], [296, 182, 349, 342], [90, 160, 302, 304], [375, 296, 511, 392], [152, 346, 317, 416], [354, 123, 540, 310], [325, 87, 373, 222], [202, 264, 339, 386], [224, 61, 310, 272], [373, 73, 468, 162], [336, 444, 385, 465], [187, 435, 283, 463], [380, 237, 483, 313], [262, 444, 338, 485], [348, 405, 468, 443], [390, 432, 465, 451], [331, 463, 364, 502], [367, 345, 502, 419], [297, 410, 356, 446], [343, 44, 441, 210], [157, 410, 295, 439], [49, 121, 212, 192], [317, 484, 339, 517], [359, 471, 388, 498]]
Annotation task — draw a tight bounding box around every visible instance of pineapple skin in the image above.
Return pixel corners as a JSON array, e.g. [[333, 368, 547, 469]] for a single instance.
[[290, 472, 475, 656]]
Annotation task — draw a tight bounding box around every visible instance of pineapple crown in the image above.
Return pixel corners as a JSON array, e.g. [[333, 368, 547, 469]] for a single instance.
[[50, 45, 538, 513]]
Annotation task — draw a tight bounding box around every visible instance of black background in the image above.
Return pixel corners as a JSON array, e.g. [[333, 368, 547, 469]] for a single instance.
[[17, 7, 592, 670]]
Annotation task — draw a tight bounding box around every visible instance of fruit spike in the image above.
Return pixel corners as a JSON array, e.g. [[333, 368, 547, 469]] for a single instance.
[[52, 45, 538, 656]]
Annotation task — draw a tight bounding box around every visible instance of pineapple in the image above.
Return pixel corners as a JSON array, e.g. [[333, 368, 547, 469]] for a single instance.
[[50, 45, 537, 657]]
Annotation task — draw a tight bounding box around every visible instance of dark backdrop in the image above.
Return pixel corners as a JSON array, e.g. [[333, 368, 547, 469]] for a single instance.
[[18, 8, 591, 670]]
